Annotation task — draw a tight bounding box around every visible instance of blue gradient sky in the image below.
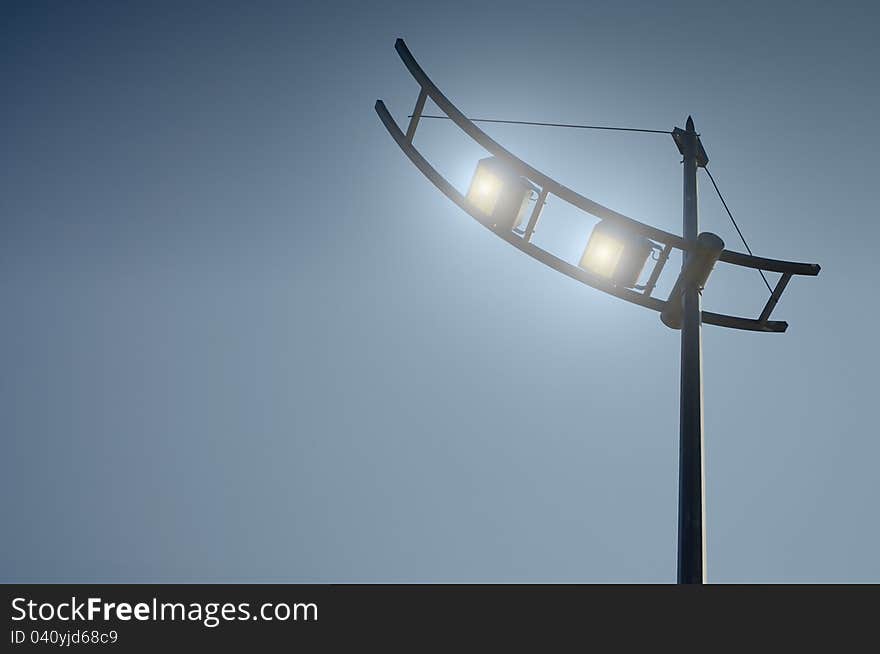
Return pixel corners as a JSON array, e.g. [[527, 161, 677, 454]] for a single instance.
[[2, 1, 878, 582]]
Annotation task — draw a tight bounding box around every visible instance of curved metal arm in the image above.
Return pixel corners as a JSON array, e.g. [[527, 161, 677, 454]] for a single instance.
[[376, 39, 820, 332], [392, 39, 690, 250]]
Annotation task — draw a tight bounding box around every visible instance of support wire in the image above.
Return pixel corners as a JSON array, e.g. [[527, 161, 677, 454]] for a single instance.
[[703, 167, 773, 295], [411, 114, 671, 135]]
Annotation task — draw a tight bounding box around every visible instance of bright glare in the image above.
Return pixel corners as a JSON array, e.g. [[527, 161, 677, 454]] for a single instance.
[[467, 165, 502, 216], [579, 231, 625, 279]]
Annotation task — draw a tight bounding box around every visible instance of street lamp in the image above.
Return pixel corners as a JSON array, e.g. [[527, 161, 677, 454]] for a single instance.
[[579, 220, 653, 288], [375, 39, 820, 583], [466, 157, 539, 232]]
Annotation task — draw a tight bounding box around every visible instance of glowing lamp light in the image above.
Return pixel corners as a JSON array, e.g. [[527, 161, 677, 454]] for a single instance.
[[579, 220, 653, 288], [466, 157, 536, 231]]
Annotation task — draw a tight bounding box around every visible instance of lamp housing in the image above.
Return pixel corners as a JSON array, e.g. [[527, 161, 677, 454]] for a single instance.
[[579, 220, 654, 288], [466, 157, 537, 232]]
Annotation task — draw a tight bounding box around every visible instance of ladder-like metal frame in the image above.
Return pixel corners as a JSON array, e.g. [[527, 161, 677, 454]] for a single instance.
[[375, 39, 820, 332]]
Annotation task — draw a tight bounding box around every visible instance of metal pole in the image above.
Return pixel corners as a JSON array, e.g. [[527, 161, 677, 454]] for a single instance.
[[677, 116, 706, 584]]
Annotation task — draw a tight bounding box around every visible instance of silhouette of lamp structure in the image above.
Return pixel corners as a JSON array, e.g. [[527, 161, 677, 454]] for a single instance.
[[375, 39, 820, 583]]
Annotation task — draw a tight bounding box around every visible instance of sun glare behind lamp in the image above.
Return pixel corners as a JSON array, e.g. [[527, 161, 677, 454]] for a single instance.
[[579, 220, 653, 288], [466, 157, 537, 232]]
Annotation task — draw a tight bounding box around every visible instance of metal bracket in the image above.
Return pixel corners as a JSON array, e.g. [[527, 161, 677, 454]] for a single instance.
[[672, 126, 709, 168], [405, 89, 428, 143], [642, 243, 673, 297], [758, 272, 792, 323], [522, 188, 548, 243]]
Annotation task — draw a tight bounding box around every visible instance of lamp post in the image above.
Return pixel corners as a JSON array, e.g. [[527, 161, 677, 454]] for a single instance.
[[375, 38, 820, 583], [675, 116, 707, 584]]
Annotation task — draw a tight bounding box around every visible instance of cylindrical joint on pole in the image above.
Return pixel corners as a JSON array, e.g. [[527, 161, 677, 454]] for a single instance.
[[661, 232, 725, 330]]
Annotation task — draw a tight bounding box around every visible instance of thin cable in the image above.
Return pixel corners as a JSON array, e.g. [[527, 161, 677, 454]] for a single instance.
[[411, 114, 671, 135], [704, 167, 773, 295]]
